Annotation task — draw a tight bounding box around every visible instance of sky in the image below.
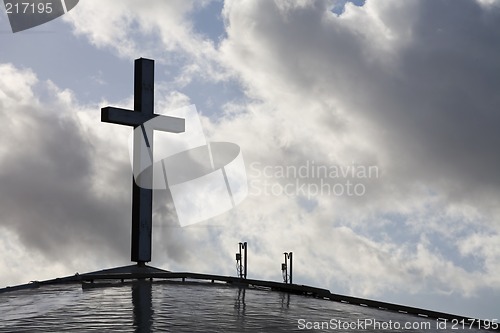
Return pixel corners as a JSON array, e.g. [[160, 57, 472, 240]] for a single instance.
[[1, 0, 499, 321]]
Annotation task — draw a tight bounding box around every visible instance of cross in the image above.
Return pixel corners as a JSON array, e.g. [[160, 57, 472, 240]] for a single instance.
[[101, 58, 185, 264]]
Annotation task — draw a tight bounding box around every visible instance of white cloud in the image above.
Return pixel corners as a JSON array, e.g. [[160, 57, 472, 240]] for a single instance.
[[475, 0, 500, 8], [64, 0, 227, 84], [0, 64, 38, 107]]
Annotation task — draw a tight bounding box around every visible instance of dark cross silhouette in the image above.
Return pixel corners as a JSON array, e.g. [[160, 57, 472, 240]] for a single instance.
[[101, 58, 185, 264]]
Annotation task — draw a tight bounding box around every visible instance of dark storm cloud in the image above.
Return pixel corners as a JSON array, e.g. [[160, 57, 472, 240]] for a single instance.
[[343, 0, 500, 211], [0, 76, 131, 263], [224, 0, 500, 217]]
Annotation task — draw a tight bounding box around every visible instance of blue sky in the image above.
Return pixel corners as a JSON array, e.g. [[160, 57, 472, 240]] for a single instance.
[[1, 0, 500, 321]]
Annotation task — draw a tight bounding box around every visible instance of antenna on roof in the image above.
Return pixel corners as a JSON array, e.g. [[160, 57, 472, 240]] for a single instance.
[[236, 242, 247, 279], [282, 252, 293, 284]]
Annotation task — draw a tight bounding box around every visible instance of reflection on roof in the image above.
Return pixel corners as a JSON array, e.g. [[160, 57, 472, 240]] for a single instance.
[[0, 266, 495, 332]]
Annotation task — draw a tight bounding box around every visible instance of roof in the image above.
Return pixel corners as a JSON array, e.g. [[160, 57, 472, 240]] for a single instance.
[[0, 265, 496, 332]]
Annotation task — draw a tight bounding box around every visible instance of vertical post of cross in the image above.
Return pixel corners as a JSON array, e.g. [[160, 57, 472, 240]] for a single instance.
[[131, 59, 154, 265]]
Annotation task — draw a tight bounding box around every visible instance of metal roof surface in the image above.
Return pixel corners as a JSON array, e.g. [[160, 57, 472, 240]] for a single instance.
[[0, 280, 491, 332]]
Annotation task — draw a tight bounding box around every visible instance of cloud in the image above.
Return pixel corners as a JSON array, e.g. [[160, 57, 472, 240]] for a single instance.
[[0, 63, 132, 276], [64, 0, 227, 84], [213, 0, 500, 315], [218, 0, 500, 219]]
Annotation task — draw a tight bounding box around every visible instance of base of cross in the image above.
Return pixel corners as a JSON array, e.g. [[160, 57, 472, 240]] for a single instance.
[[81, 263, 170, 277]]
